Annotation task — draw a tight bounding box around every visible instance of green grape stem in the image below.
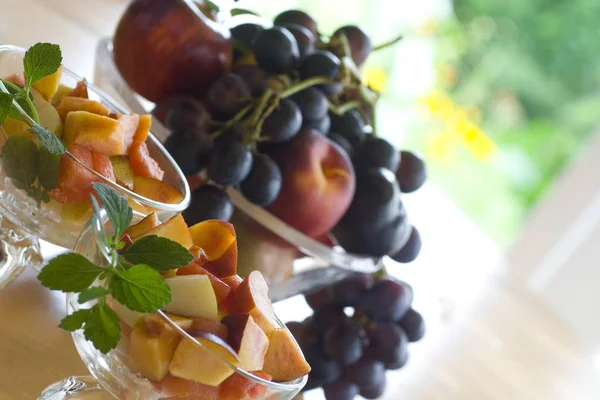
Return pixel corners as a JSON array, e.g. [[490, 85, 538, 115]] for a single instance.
[[280, 76, 337, 98], [328, 100, 363, 115], [210, 103, 253, 139], [252, 95, 280, 142], [372, 34, 404, 52]]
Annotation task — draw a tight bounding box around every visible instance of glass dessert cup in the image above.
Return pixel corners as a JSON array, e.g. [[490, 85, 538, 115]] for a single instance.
[[39, 211, 307, 399], [95, 39, 411, 301], [0, 44, 191, 288]]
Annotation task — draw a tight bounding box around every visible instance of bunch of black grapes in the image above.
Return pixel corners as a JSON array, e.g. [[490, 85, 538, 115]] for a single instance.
[[159, 8, 426, 262], [287, 274, 425, 399]]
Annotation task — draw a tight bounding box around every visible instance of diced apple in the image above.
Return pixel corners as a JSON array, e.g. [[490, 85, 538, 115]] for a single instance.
[[155, 374, 219, 399], [176, 263, 231, 305], [164, 275, 218, 321], [228, 271, 277, 335], [110, 155, 135, 190], [32, 65, 62, 101], [169, 335, 240, 387], [134, 114, 152, 144], [64, 111, 124, 156], [146, 313, 193, 333], [133, 176, 184, 205], [187, 318, 228, 341], [114, 113, 140, 153], [189, 245, 208, 263], [137, 214, 193, 249], [219, 371, 272, 400], [32, 88, 62, 137], [55, 97, 110, 121], [68, 80, 88, 99], [123, 212, 159, 239], [221, 314, 269, 372], [262, 328, 311, 382], [129, 315, 182, 382]]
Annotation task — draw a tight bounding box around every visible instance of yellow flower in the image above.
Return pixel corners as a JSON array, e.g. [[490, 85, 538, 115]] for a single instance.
[[363, 66, 388, 93]]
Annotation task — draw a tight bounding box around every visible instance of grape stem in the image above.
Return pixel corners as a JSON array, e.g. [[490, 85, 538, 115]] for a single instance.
[[372, 34, 404, 52], [280, 76, 337, 98], [248, 89, 274, 127], [328, 100, 362, 115], [251, 95, 280, 143], [210, 103, 253, 139]]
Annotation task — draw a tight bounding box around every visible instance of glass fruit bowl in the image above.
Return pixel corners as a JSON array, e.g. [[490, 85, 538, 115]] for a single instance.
[[0, 44, 191, 288], [39, 210, 307, 399], [95, 38, 413, 301]]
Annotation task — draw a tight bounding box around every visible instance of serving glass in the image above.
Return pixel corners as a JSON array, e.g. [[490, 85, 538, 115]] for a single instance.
[[0, 45, 191, 288], [95, 38, 411, 301], [39, 211, 307, 399]]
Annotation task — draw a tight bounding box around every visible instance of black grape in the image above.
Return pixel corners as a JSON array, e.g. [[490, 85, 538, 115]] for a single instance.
[[329, 110, 366, 147], [332, 25, 372, 67], [282, 23, 316, 58], [231, 64, 269, 97], [309, 304, 347, 335], [299, 51, 343, 95], [328, 132, 353, 156], [165, 98, 209, 132], [207, 73, 251, 119], [240, 153, 282, 206], [305, 346, 343, 384], [230, 23, 264, 59], [215, 122, 245, 145], [398, 308, 425, 342], [261, 98, 303, 142], [344, 358, 385, 389], [164, 129, 214, 175], [253, 26, 300, 73], [291, 87, 328, 121], [391, 226, 422, 263], [396, 150, 427, 193], [304, 114, 330, 134], [274, 9, 318, 36], [362, 279, 412, 322], [207, 141, 253, 186], [360, 374, 386, 399], [183, 184, 233, 223], [353, 135, 400, 172], [323, 319, 363, 365], [329, 274, 373, 306], [304, 287, 331, 310], [365, 322, 408, 365], [323, 380, 359, 400], [286, 321, 307, 347]]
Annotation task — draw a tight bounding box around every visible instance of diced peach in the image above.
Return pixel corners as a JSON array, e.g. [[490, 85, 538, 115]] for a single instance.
[[218, 371, 272, 400], [186, 173, 205, 192], [137, 214, 193, 249], [222, 275, 243, 292], [5, 73, 25, 85], [189, 245, 208, 263], [134, 114, 152, 144], [114, 114, 140, 153], [176, 263, 231, 305], [133, 176, 184, 205], [91, 151, 116, 182], [188, 220, 238, 277], [221, 314, 269, 371], [123, 212, 159, 239], [50, 145, 101, 204], [64, 111, 124, 156], [129, 141, 165, 180], [51, 84, 74, 106], [128, 197, 150, 215], [32, 65, 62, 101], [68, 80, 88, 99], [204, 241, 238, 279], [120, 319, 133, 339], [146, 314, 193, 334], [154, 374, 218, 400], [55, 97, 110, 121], [262, 328, 311, 382], [187, 318, 228, 341], [228, 271, 276, 336]]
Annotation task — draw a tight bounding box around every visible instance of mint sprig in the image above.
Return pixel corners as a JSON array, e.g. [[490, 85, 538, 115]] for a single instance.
[[23, 43, 62, 86], [38, 183, 193, 354]]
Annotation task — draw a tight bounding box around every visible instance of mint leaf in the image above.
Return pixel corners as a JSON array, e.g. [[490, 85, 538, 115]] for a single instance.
[[92, 182, 132, 240], [37, 146, 60, 191], [231, 8, 259, 16], [38, 253, 104, 292], [29, 123, 66, 155], [0, 79, 33, 123], [2, 136, 38, 191], [79, 286, 112, 304], [23, 43, 62, 86], [83, 303, 121, 354], [0, 92, 13, 125], [111, 264, 171, 313], [122, 236, 194, 271], [59, 309, 91, 331]]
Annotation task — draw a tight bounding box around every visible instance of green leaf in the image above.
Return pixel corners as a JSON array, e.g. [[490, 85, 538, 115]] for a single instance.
[[0, 79, 32, 123], [37, 146, 60, 191], [231, 8, 259, 16], [29, 123, 66, 155], [0, 92, 13, 125], [59, 309, 91, 331], [1, 136, 38, 191], [23, 43, 62, 86], [110, 264, 171, 313], [92, 182, 132, 241], [83, 303, 121, 354], [79, 286, 112, 304], [121, 235, 194, 271], [38, 253, 104, 292], [205, 0, 220, 12]]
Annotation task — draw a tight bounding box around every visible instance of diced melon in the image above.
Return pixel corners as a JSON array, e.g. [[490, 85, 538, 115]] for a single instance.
[[51, 83, 75, 106], [110, 155, 135, 190], [91, 151, 116, 182], [129, 141, 164, 180], [55, 97, 110, 121], [64, 111, 124, 156], [32, 65, 62, 101], [5, 73, 25, 86], [133, 176, 184, 205], [133, 114, 152, 144], [114, 114, 140, 154], [128, 197, 150, 215], [49, 145, 102, 204]]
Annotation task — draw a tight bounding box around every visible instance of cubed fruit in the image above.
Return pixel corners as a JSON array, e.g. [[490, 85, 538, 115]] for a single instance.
[[218, 371, 272, 400], [91, 151, 116, 182], [221, 314, 269, 371], [189, 245, 208, 263], [262, 328, 311, 382], [222, 275, 243, 292], [136, 214, 193, 249], [187, 318, 228, 341], [228, 271, 277, 336], [176, 263, 231, 305], [61, 201, 93, 223], [32, 65, 62, 101], [189, 220, 238, 278], [5, 73, 25, 85], [128, 197, 150, 215], [51, 83, 74, 106], [32, 88, 62, 137], [123, 212, 159, 239], [50, 145, 101, 204], [147, 313, 193, 333], [110, 155, 135, 190], [2, 117, 33, 138], [114, 114, 140, 153], [134, 114, 152, 144], [154, 374, 219, 399], [55, 97, 110, 121], [64, 111, 124, 156], [169, 335, 240, 387], [68, 80, 88, 98], [108, 297, 147, 328], [129, 315, 183, 382], [164, 275, 218, 321], [129, 141, 165, 180], [133, 176, 184, 205]]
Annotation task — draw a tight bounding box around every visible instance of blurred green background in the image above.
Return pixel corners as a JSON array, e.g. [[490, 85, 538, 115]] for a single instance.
[[233, 0, 600, 249]]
